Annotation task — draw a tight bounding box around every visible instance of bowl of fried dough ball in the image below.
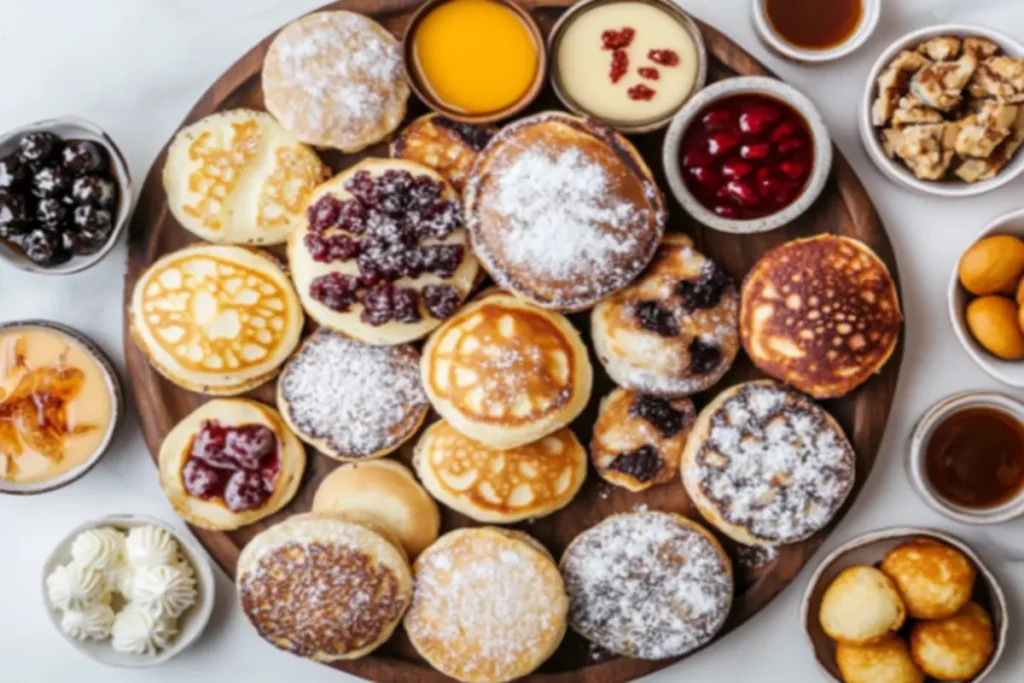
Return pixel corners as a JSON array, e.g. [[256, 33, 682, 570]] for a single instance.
[[802, 528, 1007, 683]]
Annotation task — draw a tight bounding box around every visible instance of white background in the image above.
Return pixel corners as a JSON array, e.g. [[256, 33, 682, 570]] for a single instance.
[[2, 0, 1024, 681]]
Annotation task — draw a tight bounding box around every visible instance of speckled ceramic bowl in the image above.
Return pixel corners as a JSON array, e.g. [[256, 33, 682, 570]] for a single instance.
[[0, 320, 123, 495], [662, 76, 832, 234], [0, 116, 132, 275], [41, 514, 215, 668]]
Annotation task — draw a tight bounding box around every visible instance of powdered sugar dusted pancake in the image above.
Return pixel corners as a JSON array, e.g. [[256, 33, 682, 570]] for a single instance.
[[276, 330, 428, 461], [740, 235, 902, 399], [262, 11, 409, 153], [465, 112, 666, 311], [681, 380, 856, 546], [560, 511, 732, 660], [592, 234, 739, 396], [404, 527, 567, 683], [237, 512, 412, 662], [590, 389, 695, 492]]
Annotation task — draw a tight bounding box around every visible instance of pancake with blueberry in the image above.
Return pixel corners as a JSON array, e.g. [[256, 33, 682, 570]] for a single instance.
[[591, 389, 696, 492], [390, 113, 495, 193], [288, 158, 479, 346], [592, 234, 740, 397], [740, 235, 902, 399]]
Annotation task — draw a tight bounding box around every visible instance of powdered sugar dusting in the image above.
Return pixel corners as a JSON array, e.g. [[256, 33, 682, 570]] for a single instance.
[[561, 511, 732, 660], [279, 331, 426, 458], [693, 382, 855, 545], [405, 530, 567, 681]]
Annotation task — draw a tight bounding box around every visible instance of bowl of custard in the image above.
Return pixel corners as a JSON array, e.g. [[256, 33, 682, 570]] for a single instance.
[[404, 0, 547, 124]]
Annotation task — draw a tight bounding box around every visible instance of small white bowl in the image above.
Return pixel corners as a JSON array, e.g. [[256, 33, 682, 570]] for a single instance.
[[42, 514, 215, 667], [947, 207, 1024, 386], [907, 391, 1024, 524], [0, 117, 132, 275], [662, 76, 832, 234], [859, 25, 1024, 198], [0, 320, 123, 496], [751, 0, 880, 63], [802, 526, 1008, 683]]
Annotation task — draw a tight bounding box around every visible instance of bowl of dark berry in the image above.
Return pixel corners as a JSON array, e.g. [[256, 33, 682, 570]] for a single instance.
[[0, 117, 131, 274], [663, 76, 832, 234]]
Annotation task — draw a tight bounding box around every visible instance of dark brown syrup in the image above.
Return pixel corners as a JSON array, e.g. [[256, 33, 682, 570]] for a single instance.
[[925, 407, 1024, 509], [764, 0, 863, 51]]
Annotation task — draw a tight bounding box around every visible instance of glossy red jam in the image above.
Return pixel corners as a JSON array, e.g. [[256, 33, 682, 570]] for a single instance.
[[181, 421, 280, 512], [679, 94, 813, 220]]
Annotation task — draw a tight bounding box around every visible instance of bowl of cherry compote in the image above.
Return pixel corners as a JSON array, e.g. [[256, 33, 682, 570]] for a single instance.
[[663, 76, 832, 234], [0, 117, 132, 274]]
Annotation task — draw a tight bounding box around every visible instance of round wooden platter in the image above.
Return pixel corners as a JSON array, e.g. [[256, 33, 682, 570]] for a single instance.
[[123, 0, 904, 681]]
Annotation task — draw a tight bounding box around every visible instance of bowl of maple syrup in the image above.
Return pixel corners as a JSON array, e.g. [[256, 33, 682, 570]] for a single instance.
[[751, 0, 880, 63], [908, 391, 1024, 524]]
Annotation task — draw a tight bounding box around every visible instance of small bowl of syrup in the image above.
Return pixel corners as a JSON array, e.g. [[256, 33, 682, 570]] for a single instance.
[[751, 0, 880, 63], [909, 392, 1024, 525]]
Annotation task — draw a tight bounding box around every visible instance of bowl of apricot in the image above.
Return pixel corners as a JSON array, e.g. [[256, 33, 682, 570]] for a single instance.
[[662, 76, 832, 234]]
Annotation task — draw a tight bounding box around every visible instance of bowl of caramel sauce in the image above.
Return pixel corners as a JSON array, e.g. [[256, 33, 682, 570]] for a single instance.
[[751, 0, 880, 63], [909, 392, 1024, 524]]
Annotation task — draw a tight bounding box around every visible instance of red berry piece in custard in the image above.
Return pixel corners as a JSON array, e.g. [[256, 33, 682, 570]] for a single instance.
[[648, 49, 680, 66], [638, 67, 660, 81], [627, 84, 657, 101]]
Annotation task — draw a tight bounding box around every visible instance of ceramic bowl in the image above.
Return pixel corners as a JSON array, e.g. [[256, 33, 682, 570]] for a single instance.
[[42, 514, 215, 668], [859, 25, 1024, 198], [402, 0, 547, 125], [947, 207, 1024, 386], [802, 527, 1008, 682], [0, 320, 123, 496], [751, 0, 880, 63], [662, 76, 832, 234], [0, 117, 132, 275], [547, 0, 708, 134], [907, 391, 1024, 524]]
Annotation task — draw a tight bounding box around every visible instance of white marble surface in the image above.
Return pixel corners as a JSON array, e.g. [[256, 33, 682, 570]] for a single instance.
[[2, 0, 1023, 681]]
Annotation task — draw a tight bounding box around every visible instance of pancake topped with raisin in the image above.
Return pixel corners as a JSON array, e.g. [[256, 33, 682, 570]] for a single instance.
[[740, 235, 902, 399], [592, 234, 739, 397]]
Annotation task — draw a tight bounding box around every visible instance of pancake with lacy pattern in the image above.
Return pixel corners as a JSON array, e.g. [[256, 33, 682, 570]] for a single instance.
[[413, 420, 587, 523], [390, 113, 495, 193], [237, 512, 412, 662], [277, 330, 428, 461], [464, 111, 666, 311], [560, 511, 733, 660], [163, 109, 329, 245], [129, 244, 303, 395], [591, 389, 696, 492], [288, 158, 479, 345], [158, 398, 305, 531], [740, 235, 902, 399], [262, 11, 410, 153], [592, 234, 740, 397], [421, 292, 592, 449], [681, 381, 857, 546], [404, 527, 568, 683]]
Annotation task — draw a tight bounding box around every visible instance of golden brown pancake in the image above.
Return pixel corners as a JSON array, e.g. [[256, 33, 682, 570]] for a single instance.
[[390, 113, 495, 193], [837, 635, 924, 683], [464, 111, 666, 311], [740, 235, 902, 399], [910, 602, 994, 680], [880, 539, 976, 620]]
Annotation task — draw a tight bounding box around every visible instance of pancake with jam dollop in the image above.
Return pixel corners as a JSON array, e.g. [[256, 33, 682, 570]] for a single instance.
[[464, 112, 666, 311], [740, 235, 902, 399]]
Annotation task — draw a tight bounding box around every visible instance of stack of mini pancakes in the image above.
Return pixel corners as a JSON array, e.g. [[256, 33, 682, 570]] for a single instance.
[[128, 9, 903, 682]]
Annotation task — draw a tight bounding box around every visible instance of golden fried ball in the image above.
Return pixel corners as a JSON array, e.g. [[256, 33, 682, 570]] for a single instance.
[[836, 635, 924, 683], [820, 565, 906, 645], [880, 539, 975, 620], [911, 602, 995, 681]]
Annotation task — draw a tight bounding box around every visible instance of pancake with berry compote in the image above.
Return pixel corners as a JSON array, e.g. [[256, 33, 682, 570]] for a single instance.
[[592, 233, 739, 396], [288, 158, 479, 345]]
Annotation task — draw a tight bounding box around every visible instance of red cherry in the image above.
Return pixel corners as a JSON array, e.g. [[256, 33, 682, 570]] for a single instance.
[[777, 138, 806, 155], [770, 119, 802, 143], [738, 105, 782, 136], [777, 180, 800, 203], [721, 158, 754, 179], [757, 174, 782, 198], [779, 160, 807, 180], [725, 180, 759, 207], [707, 131, 741, 157], [740, 142, 772, 160], [683, 146, 713, 168], [689, 166, 719, 187], [702, 109, 734, 131], [714, 204, 742, 219]]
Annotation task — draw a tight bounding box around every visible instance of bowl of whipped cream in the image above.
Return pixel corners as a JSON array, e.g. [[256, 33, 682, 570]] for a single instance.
[[42, 514, 215, 667]]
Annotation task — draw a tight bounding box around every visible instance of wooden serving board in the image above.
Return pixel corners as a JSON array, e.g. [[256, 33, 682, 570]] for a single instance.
[[123, 1, 904, 681]]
